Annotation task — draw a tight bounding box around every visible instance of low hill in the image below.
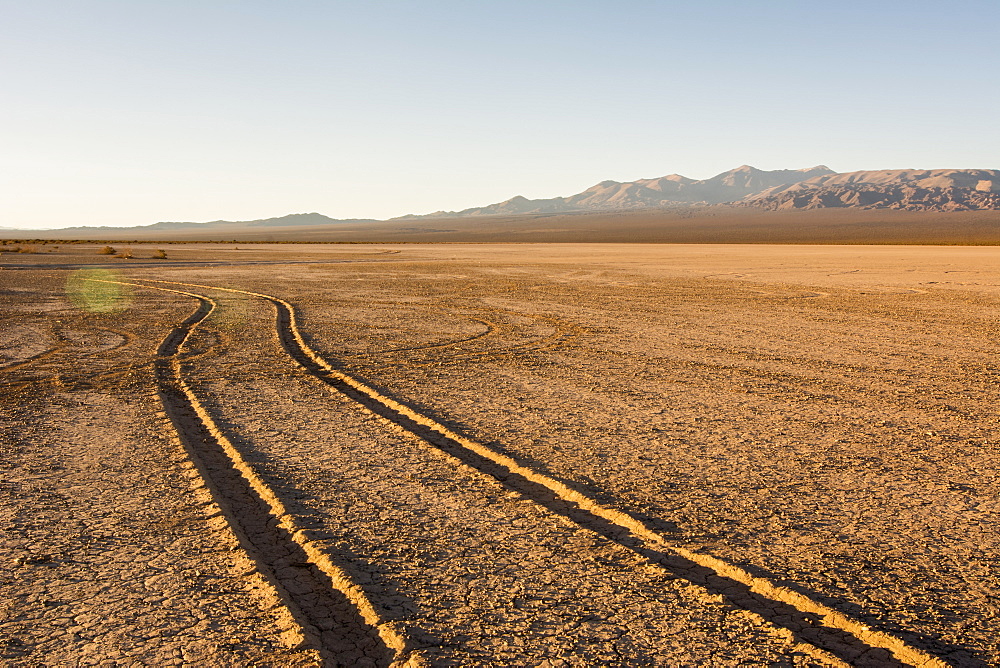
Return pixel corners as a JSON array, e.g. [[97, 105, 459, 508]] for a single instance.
[[23, 213, 377, 236], [154, 212, 378, 228]]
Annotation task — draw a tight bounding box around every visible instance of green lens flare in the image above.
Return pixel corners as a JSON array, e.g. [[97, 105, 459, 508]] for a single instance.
[[66, 269, 133, 313], [214, 294, 251, 331]]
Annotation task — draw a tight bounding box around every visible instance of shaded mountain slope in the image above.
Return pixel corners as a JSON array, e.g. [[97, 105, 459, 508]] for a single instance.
[[744, 169, 1000, 211], [421, 165, 835, 217]]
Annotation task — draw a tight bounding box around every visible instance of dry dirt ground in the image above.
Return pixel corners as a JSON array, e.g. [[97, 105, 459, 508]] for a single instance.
[[2, 243, 998, 667], [18, 207, 1000, 244]]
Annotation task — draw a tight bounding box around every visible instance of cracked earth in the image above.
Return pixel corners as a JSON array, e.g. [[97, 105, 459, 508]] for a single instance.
[[2, 243, 998, 666]]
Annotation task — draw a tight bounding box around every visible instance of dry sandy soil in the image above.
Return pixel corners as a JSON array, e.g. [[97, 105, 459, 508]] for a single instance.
[[2, 243, 999, 666], [15, 207, 1000, 244]]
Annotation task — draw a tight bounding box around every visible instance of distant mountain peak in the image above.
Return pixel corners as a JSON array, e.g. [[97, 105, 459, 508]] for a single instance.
[[403, 165, 999, 218], [29, 165, 998, 237], [419, 165, 836, 217], [743, 168, 1000, 211]]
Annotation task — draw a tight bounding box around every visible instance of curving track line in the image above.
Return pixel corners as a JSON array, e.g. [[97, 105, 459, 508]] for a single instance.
[[2, 324, 148, 394], [0, 345, 64, 372], [0, 320, 75, 372], [1, 319, 135, 370], [57, 325, 134, 354], [378, 314, 495, 354], [345, 303, 498, 356], [85, 279, 413, 668], [650, 347, 963, 412], [397, 312, 583, 368], [133, 278, 952, 668]]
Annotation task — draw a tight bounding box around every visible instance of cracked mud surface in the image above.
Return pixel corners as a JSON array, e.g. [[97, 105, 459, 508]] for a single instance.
[[182, 305, 804, 666], [0, 274, 317, 666], [2, 243, 999, 666]]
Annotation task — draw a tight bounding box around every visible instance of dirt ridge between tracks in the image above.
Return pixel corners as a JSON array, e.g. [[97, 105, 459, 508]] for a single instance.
[[87, 279, 415, 667], [137, 278, 954, 667]]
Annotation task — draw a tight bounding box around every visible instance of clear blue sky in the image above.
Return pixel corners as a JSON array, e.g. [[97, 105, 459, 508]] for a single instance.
[[2, 0, 998, 228]]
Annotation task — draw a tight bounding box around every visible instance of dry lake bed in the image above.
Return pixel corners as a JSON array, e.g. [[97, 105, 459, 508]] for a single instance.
[[2, 242, 999, 667]]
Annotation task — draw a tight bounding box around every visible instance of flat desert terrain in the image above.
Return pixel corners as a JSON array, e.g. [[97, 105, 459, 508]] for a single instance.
[[21, 207, 1000, 244], [2, 243, 999, 667]]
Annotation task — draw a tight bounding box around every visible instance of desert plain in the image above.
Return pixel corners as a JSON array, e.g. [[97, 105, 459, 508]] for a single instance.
[[2, 242, 999, 667]]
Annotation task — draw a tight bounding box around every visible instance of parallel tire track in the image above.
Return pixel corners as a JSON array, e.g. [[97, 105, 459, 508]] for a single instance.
[[137, 279, 954, 668], [87, 280, 414, 668]]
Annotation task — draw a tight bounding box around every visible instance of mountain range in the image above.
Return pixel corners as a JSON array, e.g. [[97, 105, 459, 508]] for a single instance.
[[407, 165, 836, 217], [6, 166, 1000, 236], [406, 166, 1000, 217], [743, 169, 1000, 211]]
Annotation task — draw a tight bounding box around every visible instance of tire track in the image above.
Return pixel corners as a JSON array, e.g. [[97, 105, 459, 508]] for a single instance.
[[400, 312, 583, 368], [54, 324, 135, 354], [137, 278, 952, 668], [4, 364, 147, 395], [0, 345, 65, 372], [2, 324, 148, 394], [297, 300, 578, 368], [0, 321, 67, 371], [342, 303, 498, 355], [641, 346, 987, 415], [1, 313, 135, 370], [378, 313, 495, 354], [86, 279, 413, 667]]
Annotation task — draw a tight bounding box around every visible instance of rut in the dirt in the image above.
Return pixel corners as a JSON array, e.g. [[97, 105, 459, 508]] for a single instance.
[[151, 290, 398, 668], [262, 289, 953, 668], [115, 278, 958, 667]]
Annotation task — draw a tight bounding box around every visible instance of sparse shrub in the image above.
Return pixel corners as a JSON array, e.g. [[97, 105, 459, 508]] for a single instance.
[[98, 246, 116, 255], [114, 248, 133, 259], [153, 249, 167, 259], [18, 245, 36, 253]]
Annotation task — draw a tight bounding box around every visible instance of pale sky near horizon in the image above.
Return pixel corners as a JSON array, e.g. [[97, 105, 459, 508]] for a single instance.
[[2, 1, 998, 229]]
